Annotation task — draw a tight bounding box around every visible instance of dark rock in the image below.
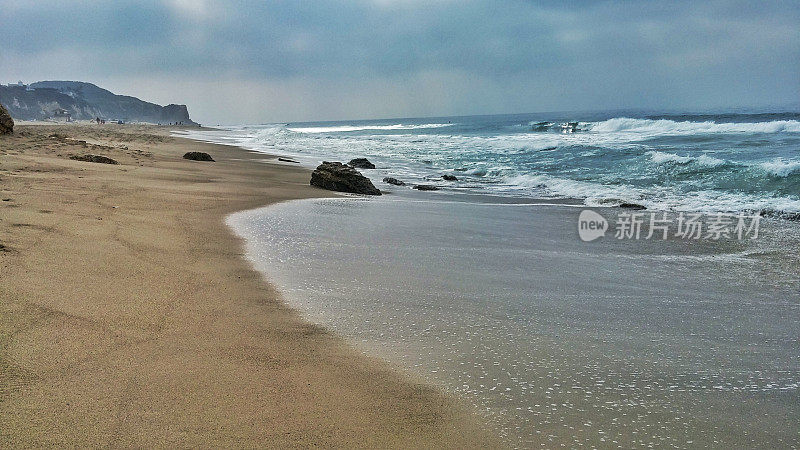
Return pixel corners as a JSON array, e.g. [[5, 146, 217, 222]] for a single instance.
[[278, 157, 299, 163], [0, 103, 13, 134], [414, 184, 440, 191], [756, 209, 800, 221], [383, 177, 406, 186], [310, 161, 381, 195], [183, 151, 215, 162], [69, 154, 119, 165], [347, 158, 376, 169], [442, 174, 458, 181], [619, 202, 646, 210]]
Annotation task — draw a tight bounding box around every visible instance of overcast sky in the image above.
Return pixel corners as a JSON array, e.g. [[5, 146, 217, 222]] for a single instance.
[[1, 0, 798, 124]]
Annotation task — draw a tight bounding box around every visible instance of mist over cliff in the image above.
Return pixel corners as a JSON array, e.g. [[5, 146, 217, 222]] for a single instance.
[[0, 81, 195, 125]]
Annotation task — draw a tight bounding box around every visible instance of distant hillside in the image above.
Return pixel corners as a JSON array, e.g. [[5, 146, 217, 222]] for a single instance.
[[0, 81, 195, 124]]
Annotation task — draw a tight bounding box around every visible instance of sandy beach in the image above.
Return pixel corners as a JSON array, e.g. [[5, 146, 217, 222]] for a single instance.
[[0, 124, 499, 447], [3, 2, 797, 446]]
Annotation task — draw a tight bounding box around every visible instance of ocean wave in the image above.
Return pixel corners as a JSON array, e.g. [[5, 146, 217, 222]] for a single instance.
[[526, 121, 555, 130], [286, 123, 455, 133], [499, 173, 800, 213], [459, 165, 507, 177], [759, 159, 800, 178], [177, 120, 800, 216], [590, 117, 800, 135], [646, 151, 726, 168], [459, 166, 489, 176], [502, 174, 637, 200]]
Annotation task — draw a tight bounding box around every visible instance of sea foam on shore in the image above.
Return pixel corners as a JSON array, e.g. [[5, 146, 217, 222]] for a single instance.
[[228, 194, 800, 448]]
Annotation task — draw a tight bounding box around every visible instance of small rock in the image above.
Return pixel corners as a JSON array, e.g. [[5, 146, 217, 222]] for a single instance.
[[382, 177, 405, 186], [310, 161, 381, 195], [183, 151, 215, 162], [414, 184, 440, 191], [69, 154, 119, 165], [347, 158, 376, 169], [619, 202, 646, 210], [442, 174, 458, 181]]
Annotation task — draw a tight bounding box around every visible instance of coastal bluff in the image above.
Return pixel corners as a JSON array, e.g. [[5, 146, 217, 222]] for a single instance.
[[0, 81, 195, 125]]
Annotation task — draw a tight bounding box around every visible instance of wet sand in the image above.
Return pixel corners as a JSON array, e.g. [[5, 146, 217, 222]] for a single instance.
[[0, 124, 499, 447], [228, 195, 800, 448]]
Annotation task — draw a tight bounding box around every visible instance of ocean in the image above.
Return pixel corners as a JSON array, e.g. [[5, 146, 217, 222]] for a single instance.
[[185, 110, 800, 215], [180, 110, 800, 447]]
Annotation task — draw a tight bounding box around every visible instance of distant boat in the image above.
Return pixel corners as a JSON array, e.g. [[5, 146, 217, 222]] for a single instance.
[[560, 122, 579, 133]]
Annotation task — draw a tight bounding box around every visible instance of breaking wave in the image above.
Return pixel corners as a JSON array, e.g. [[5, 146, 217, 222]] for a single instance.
[[287, 123, 455, 133], [759, 159, 800, 178], [501, 173, 800, 213], [590, 118, 800, 135], [646, 151, 727, 168], [176, 111, 800, 215]]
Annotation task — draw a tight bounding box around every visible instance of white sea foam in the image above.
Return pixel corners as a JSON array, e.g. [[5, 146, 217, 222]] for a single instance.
[[590, 117, 800, 135], [286, 123, 454, 133], [502, 172, 800, 213], [463, 167, 489, 176], [461, 165, 508, 177], [759, 159, 800, 177], [502, 174, 643, 202], [647, 151, 726, 168]]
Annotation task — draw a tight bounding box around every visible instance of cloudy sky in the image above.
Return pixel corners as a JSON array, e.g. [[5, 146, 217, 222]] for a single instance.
[[1, 0, 798, 124]]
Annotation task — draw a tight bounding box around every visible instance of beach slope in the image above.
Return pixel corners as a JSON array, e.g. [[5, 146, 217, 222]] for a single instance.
[[0, 124, 497, 447]]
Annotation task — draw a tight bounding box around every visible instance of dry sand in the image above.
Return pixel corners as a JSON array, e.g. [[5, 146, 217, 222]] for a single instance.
[[0, 124, 499, 447]]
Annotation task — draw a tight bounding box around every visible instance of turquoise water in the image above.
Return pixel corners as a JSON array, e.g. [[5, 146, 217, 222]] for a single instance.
[[185, 110, 800, 214]]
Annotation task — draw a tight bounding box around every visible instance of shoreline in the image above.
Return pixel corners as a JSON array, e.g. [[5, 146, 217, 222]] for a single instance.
[[230, 194, 800, 447], [0, 124, 500, 447]]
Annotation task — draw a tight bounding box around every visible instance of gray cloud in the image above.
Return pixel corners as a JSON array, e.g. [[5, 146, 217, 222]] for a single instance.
[[1, 0, 798, 123]]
